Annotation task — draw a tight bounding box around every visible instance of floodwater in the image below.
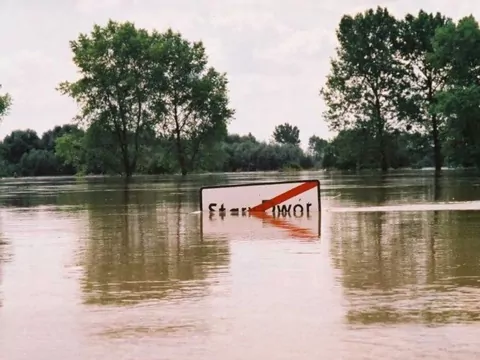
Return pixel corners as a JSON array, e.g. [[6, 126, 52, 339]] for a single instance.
[[1, 170, 480, 359]]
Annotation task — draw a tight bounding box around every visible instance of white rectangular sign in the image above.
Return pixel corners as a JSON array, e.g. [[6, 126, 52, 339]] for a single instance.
[[200, 180, 320, 215]]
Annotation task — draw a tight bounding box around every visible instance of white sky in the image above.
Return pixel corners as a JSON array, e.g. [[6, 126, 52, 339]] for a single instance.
[[0, 0, 478, 148]]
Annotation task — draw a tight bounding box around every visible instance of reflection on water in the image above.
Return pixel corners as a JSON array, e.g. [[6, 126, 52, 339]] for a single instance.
[[202, 211, 321, 241], [82, 186, 230, 305], [330, 209, 480, 325], [1, 170, 480, 359]]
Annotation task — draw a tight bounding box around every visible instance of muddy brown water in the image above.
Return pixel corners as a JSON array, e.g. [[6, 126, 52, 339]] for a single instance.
[[1, 170, 480, 359]]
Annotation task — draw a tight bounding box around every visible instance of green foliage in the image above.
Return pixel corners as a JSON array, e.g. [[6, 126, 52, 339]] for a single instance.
[[0, 119, 448, 177], [55, 132, 86, 174], [2, 129, 41, 164], [321, 8, 480, 171], [18, 149, 60, 177], [396, 10, 450, 171], [57, 20, 163, 177], [156, 29, 234, 175], [0, 123, 316, 177], [308, 135, 329, 167], [432, 16, 480, 86], [58, 20, 233, 177], [320, 7, 407, 171], [221, 139, 305, 172], [41, 124, 82, 151], [435, 86, 480, 168], [272, 123, 301, 146], [432, 16, 480, 168], [0, 129, 69, 176], [0, 84, 12, 121]]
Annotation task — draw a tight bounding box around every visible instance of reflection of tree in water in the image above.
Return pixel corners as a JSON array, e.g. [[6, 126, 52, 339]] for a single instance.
[[81, 184, 230, 306], [329, 208, 480, 325]]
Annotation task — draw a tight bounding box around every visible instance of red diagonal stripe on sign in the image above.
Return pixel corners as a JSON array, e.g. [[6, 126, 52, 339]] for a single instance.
[[249, 181, 317, 212]]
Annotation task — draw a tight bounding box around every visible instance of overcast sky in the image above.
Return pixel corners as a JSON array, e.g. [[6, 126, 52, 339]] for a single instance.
[[0, 0, 477, 148]]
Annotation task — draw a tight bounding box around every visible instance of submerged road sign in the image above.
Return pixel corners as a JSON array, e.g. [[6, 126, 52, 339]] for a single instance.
[[200, 180, 321, 215]]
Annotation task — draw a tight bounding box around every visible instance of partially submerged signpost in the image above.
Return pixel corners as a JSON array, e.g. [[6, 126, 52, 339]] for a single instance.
[[199, 180, 321, 239]]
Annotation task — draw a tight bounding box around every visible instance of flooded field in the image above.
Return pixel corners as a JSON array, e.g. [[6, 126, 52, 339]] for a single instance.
[[1, 170, 480, 359]]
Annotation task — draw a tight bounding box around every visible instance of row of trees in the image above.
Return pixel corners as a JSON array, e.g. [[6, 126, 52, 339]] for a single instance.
[[0, 123, 308, 177], [0, 121, 435, 177], [321, 8, 480, 172]]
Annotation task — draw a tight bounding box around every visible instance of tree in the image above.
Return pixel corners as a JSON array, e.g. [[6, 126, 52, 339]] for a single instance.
[[18, 149, 60, 177], [308, 135, 328, 156], [307, 135, 329, 167], [432, 16, 480, 168], [0, 84, 12, 121], [329, 127, 378, 170], [58, 20, 163, 178], [40, 124, 82, 151], [397, 10, 450, 172], [272, 123, 300, 146], [320, 7, 406, 171], [155, 29, 234, 175], [2, 129, 41, 164], [55, 132, 87, 174]]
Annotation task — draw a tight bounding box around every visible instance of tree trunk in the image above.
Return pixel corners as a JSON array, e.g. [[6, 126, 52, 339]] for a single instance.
[[121, 144, 132, 178], [173, 100, 188, 176], [432, 114, 442, 173], [374, 95, 388, 172], [174, 132, 187, 176], [377, 123, 388, 172], [428, 76, 442, 174]]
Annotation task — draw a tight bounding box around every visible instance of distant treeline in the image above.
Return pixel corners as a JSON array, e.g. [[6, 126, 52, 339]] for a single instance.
[[2, 8, 480, 176], [0, 122, 434, 177]]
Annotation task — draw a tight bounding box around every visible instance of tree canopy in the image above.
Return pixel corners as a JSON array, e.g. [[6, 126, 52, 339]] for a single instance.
[[58, 20, 233, 177], [272, 123, 301, 146], [320, 7, 406, 171]]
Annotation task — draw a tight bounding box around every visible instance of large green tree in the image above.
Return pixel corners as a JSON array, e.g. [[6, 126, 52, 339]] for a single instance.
[[156, 29, 234, 175], [397, 10, 450, 172], [320, 7, 406, 171], [272, 122, 301, 146], [58, 20, 164, 177], [0, 84, 12, 121], [432, 16, 480, 168]]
